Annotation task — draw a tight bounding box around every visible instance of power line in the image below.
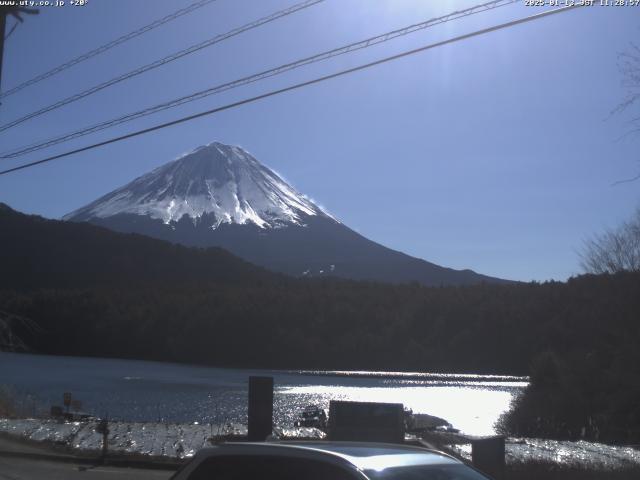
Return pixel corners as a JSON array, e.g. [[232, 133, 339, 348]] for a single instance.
[[0, 4, 583, 178], [0, 0, 324, 133], [1, 0, 517, 159], [0, 0, 218, 100]]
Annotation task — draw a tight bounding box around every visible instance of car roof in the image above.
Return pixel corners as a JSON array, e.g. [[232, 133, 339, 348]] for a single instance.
[[203, 441, 461, 472]]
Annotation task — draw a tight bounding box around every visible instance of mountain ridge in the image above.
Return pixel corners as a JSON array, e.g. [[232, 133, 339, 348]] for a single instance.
[[64, 142, 332, 229], [64, 142, 508, 286]]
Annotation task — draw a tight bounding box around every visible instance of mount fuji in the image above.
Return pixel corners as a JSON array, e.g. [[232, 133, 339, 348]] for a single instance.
[[64, 142, 504, 286]]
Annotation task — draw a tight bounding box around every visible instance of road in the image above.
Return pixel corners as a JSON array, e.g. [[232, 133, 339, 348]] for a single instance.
[[0, 456, 175, 480]]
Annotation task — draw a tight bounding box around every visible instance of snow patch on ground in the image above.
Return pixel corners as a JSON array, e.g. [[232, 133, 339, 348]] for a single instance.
[[0, 418, 325, 459], [449, 438, 640, 470], [2, 417, 638, 468]]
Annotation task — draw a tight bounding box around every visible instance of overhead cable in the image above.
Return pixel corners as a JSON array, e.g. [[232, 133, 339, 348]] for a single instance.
[[0, 0, 324, 132], [0, 0, 219, 100], [0, 4, 584, 177], [1, 0, 517, 159]]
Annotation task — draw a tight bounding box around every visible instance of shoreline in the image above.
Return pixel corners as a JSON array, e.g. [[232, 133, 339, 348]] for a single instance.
[[1, 417, 638, 471], [0, 350, 529, 381], [292, 369, 529, 383]]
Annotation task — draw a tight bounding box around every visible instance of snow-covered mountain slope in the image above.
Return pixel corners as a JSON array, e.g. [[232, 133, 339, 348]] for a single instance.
[[64, 142, 332, 229], [65, 142, 507, 286]]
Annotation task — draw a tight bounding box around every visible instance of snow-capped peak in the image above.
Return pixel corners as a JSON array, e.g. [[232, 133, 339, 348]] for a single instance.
[[64, 142, 334, 229]]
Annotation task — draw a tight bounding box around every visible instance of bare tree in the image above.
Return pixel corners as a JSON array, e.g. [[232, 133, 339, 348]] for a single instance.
[[614, 42, 640, 119], [0, 310, 39, 352], [611, 41, 640, 184], [580, 208, 640, 274]]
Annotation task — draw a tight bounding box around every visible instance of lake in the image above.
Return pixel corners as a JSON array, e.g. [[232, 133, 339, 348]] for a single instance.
[[0, 352, 527, 436]]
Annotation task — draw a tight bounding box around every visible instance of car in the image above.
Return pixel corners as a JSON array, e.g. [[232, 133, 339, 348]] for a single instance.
[[293, 405, 328, 429], [170, 441, 492, 480]]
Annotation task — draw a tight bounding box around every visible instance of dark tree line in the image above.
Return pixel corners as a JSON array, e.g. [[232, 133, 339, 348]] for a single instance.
[[2, 272, 638, 373]]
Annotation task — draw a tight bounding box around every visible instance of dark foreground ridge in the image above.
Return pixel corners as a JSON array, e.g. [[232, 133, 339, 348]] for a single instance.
[[2, 204, 640, 443], [0, 202, 273, 291]]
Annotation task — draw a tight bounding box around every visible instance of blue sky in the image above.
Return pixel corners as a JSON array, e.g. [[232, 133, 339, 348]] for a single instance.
[[0, 0, 638, 282]]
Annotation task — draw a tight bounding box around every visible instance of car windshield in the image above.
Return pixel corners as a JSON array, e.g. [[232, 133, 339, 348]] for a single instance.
[[364, 464, 490, 480]]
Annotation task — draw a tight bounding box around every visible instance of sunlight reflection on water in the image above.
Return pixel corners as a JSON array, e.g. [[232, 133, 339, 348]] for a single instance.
[[0, 352, 526, 436], [278, 384, 518, 436]]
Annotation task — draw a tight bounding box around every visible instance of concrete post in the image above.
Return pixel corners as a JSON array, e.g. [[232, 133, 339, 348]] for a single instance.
[[472, 436, 505, 480], [95, 418, 109, 463], [247, 376, 273, 441]]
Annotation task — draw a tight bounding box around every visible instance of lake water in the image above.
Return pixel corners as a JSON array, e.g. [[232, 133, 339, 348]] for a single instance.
[[0, 352, 527, 436]]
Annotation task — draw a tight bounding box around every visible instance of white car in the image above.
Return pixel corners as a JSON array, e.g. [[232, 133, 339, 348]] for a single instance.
[[170, 441, 492, 480]]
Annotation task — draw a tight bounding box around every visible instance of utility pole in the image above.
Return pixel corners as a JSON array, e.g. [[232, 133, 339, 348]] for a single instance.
[[0, 6, 39, 98], [0, 9, 7, 94]]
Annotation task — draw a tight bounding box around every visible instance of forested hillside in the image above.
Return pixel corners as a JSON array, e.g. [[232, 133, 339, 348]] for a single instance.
[[0, 203, 274, 290]]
